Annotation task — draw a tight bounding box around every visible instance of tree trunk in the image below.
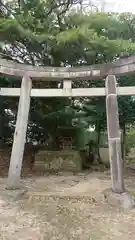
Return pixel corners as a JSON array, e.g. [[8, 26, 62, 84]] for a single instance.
[[121, 124, 126, 166], [0, 96, 4, 148], [95, 120, 103, 164]]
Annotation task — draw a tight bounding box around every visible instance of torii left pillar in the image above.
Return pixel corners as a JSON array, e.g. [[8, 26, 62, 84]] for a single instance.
[[6, 75, 32, 189]]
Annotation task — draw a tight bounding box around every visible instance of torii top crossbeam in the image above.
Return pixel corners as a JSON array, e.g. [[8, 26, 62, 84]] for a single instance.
[[0, 56, 135, 80]]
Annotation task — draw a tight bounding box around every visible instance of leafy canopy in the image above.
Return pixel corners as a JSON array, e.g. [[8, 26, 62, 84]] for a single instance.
[[1, 1, 135, 146]]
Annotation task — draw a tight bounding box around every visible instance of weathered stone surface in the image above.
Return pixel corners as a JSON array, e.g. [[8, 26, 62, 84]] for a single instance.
[[0, 55, 135, 80], [0, 199, 8, 207], [4, 188, 27, 201], [7, 76, 32, 190], [103, 188, 135, 210], [34, 150, 82, 172], [105, 75, 124, 193]]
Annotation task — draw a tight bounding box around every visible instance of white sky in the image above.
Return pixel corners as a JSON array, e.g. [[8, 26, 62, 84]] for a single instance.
[[104, 0, 135, 13]]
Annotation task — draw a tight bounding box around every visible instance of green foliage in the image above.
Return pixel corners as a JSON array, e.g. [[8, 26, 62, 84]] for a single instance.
[[1, 1, 135, 146], [126, 131, 135, 152]]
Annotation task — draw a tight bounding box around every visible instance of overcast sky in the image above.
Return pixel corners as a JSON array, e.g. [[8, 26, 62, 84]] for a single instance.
[[104, 0, 135, 13]]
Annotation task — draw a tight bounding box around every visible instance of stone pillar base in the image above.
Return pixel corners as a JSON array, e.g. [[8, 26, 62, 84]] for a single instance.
[[102, 188, 135, 210]]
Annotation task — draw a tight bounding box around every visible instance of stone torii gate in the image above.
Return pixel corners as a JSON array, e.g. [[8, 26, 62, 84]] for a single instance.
[[1, 56, 135, 200]]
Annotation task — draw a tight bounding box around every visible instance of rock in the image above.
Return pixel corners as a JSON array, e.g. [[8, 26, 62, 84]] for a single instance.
[[58, 171, 74, 176], [102, 188, 135, 210], [7, 189, 27, 201], [0, 188, 28, 201], [0, 199, 8, 207], [77, 173, 85, 176], [126, 163, 135, 171]]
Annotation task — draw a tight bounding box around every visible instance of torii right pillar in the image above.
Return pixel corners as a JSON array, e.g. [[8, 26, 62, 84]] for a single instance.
[[105, 75, 125, 193], [105, 75, 135, 209]]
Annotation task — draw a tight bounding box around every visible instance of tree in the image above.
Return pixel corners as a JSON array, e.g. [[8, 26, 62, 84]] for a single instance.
[[1, 1, 135, 154]]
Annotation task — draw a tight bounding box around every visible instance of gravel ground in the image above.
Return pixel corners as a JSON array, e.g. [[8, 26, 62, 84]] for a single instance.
[[0, 171, 135, 239]]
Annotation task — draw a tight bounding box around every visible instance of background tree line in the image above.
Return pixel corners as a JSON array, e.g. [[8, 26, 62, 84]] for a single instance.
[[1, 0, 135, 162]]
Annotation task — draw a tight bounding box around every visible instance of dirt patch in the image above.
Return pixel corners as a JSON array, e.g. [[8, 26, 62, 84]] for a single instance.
[[0, 172, 135, 239]]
